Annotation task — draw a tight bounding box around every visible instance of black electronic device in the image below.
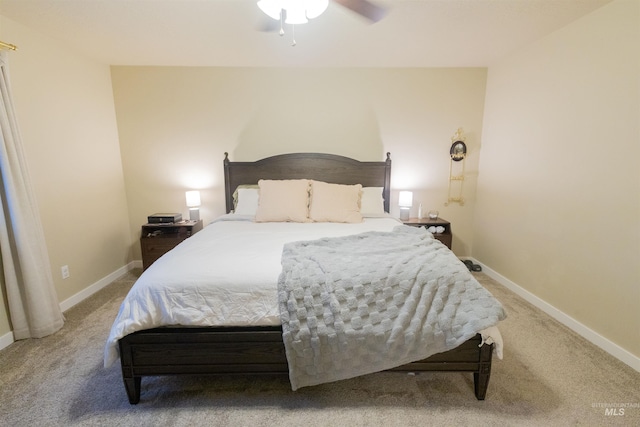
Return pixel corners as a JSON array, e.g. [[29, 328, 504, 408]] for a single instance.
[[147, 213, 182, 224]]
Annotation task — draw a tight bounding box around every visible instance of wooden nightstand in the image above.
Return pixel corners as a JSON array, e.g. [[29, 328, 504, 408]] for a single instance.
[[140, 220, 203, 270], [402, 217, 452, 249]]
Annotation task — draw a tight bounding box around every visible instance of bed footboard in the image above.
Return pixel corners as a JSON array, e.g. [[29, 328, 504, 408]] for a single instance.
[[118, 328, 493, 404]]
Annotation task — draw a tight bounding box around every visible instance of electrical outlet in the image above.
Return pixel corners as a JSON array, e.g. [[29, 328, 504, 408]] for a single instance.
[[61, 265, 70, 279]]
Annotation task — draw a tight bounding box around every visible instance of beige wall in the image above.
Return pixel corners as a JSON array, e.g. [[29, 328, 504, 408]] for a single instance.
[[0, 18, 132, 338], [474, 0, 639, 358], [111, 67, 487, 259]]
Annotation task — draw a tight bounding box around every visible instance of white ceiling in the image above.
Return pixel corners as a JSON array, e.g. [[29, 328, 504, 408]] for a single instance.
[[0, 0, 612, 67]]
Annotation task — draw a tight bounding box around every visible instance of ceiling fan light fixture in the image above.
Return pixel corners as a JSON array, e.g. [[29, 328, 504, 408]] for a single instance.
[[257, 0, 328, 23], [285, 8, 308, 25], [305, 0, 329, 19], [257, 0, 282, 20]]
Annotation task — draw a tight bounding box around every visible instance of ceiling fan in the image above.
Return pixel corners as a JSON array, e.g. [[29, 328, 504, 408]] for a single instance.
[[329, 0, 387, 22], [257, 0, 387, 44]]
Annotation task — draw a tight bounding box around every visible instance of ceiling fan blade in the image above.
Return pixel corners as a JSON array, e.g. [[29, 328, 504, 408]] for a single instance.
[[334, 0, 387, 22]]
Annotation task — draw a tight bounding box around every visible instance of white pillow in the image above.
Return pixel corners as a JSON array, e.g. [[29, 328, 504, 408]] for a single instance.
[[254, 179, 311, 222], [232, 184, 259, 209], [309, 181, 363, 223], [234, 188, 260, 215], [360, 187, 386, 216]]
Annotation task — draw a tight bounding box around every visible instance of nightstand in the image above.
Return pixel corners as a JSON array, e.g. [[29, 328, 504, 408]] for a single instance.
[[140, 220, 203, 270], [402, 217, 452, 249]]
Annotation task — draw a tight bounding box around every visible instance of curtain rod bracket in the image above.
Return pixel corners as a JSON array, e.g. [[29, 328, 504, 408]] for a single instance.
[[0, 41, 18, 51]]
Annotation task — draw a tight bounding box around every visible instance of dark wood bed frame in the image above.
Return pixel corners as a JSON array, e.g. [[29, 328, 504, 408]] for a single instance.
[[118, 152, 494, 404]]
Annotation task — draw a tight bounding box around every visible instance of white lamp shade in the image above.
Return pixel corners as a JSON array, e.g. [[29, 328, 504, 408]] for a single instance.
[[185, 190, 201, 208], [398, 191, 413, 208]]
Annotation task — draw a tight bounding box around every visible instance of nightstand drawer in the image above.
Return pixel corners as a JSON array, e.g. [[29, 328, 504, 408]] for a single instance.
[[402, 217, 452, 250], [433, 233, 452, 249], [142, 236, 186, 254], [140, 239, 182, 267], [140, 220, 203, 270]]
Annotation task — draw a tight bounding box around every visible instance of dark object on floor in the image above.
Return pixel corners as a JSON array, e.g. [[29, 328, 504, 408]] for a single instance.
[[462, 259, 482, 272]]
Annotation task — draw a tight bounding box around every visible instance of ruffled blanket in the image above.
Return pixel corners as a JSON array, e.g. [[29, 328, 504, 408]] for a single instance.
[[278, 226, 506, 390]]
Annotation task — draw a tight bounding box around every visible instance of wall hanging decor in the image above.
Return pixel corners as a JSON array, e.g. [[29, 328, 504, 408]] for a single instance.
[[445, 128, 467, 206]]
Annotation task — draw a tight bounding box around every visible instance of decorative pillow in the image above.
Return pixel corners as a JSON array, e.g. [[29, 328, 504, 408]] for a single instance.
[[309, 180, 363, 223], [234, 188, 260, 215], [360, 187, 386, 216], [254, 179, 311, 222], [232, 184, 259, 210]]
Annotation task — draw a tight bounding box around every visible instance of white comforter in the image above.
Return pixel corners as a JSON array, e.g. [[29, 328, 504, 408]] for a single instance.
[[104, 215, 406, 367]]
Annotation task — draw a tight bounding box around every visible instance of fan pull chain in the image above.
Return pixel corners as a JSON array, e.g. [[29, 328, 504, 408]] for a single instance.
[[275, 10, 295, 47], [279, 13, 284, 36]]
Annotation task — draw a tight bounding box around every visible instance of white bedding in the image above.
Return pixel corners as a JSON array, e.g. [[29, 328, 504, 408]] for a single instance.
[[104, 215, 405, 367], [104, 215, 504, 368]]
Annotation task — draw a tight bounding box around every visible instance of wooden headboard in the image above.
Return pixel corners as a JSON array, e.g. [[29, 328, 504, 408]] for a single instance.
[[224, 152, 392, 214]]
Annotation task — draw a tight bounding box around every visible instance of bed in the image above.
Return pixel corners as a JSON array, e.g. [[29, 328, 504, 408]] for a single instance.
[[107, 152, 505, 404]]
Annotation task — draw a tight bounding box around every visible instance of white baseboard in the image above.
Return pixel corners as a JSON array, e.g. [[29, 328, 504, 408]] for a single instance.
[[0, 261, 139, 352], [59, 261, 138, 312], [0, 331, 14, 351], [470, 258, 640, 373], [6, 258, 638, 373]]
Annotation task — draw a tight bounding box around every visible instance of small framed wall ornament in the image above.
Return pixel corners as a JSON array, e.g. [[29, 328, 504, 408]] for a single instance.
[[445, 128, 467, 206], [450, 140, 467, 161]]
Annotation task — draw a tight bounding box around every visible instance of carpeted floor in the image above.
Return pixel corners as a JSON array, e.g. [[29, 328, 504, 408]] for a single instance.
[[0, 269, 638, 426]]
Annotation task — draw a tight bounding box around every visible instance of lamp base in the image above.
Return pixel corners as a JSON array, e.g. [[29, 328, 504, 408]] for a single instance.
[[399, 207, 410, 221], [189, 208, 200, 222]]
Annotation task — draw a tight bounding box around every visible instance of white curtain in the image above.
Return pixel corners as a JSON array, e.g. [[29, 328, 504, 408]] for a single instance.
[[0, 51, 63, 339]]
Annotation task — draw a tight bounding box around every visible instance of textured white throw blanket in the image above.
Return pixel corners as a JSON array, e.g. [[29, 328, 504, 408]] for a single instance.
[[278, 226, 506, 390]]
